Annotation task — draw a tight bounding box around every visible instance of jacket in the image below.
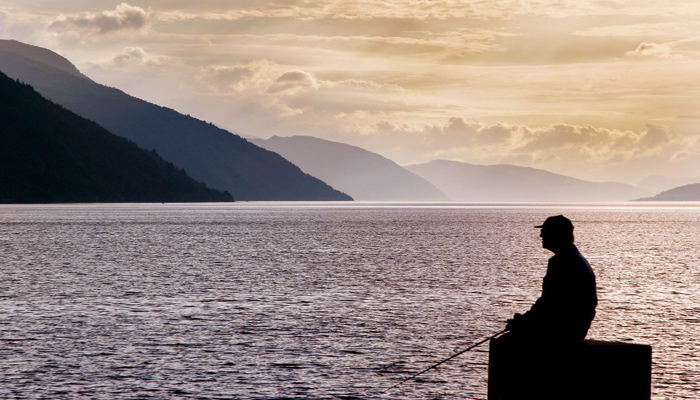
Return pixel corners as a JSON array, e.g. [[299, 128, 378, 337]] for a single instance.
[[511, 244, 598, 342]]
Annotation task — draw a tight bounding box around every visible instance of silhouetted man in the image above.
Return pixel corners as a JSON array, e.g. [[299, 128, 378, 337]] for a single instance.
[[489, 215, 597, 399], [506, 215, 597, 343]]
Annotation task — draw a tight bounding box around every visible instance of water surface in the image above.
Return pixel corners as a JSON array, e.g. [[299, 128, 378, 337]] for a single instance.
[[0, 203, 698, 399]]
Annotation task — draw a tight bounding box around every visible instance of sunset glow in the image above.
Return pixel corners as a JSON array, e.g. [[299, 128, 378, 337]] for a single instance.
[[2, 0, 699, 183]]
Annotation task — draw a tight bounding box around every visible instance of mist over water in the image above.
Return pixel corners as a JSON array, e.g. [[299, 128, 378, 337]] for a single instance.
[[0, 203, 698, 399]]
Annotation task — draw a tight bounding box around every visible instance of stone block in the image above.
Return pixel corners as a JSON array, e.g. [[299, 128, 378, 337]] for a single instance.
[[488, 336, 651, 400]]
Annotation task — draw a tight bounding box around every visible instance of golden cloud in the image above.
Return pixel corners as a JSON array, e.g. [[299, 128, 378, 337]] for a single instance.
[[50, 3, 152, 34], [154, 1, 700, 22], [626, 42, 675, 58]]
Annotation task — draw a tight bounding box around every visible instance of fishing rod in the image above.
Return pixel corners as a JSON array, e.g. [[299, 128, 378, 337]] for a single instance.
[[383, 328, 508, 393]]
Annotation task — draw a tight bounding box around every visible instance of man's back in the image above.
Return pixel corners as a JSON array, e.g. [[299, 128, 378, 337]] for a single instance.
[[531, 243, 598, 342], [506, 216, 598, 343]]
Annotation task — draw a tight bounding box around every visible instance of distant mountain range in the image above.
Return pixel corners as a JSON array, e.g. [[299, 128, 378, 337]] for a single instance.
[[406, 160, 652, 202], [0, 71, 232, 203], [252, 136, 670, 202], [635, 183, 700, 201], [636, 175, 700, 194], [0, 40, 351, 201], [3, 39, 697, 203], [251, 136, 449, 201]]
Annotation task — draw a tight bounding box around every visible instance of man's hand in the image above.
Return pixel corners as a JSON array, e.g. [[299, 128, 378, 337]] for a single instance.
[[506, 313, 523, 331]]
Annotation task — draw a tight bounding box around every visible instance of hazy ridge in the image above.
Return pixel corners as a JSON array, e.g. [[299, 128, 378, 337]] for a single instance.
[[636, 175, 700, 194], [252, 135, 449, 201], [0, 40, 351, 201], [0, 71, 233, 203], [407, 160, 652, 202], [635, 183, 700, 201]]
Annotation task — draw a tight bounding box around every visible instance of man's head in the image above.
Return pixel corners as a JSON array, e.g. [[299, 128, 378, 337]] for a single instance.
[[536, 215, 574, 252]]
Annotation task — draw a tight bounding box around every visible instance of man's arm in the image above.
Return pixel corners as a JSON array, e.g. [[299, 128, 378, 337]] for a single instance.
[[506, 258, 560, 332]]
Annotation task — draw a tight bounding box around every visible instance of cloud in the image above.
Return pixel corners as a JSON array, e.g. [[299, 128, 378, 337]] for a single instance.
[[268, 70, 319, 94], [191, 60, 414, 119], [626, 42, 675, 58], [573, 23, 697, 37], [50, 3, 151, 34], [325, 79, 409, 94], [626, 36, 700, 60], [92, 47, 180, 74], [0, 8, 49, 42], [513, 124, 678, 162], [195, 60, 285, 95], [198, 64, 265, 93], [640, 124, 672, 148], [418, 118, 516, 147], [156, 2, 495, 22], [197, 62, 322, 100], [112, 47, 161, 64], [192, 61, 325, 116], [330, 119, 692, 172], [154, 1, 700, 22], [212, 31, 506, 63]]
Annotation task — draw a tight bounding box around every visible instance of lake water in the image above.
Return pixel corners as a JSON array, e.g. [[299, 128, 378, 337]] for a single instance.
[[0, 202, 698, 399]]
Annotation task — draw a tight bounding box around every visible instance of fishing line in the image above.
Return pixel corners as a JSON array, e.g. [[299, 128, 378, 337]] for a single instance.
[[382, 328, 508, 393]]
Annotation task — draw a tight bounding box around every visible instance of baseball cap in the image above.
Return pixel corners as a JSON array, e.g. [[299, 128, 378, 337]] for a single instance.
[[535, 215, 574, 233]]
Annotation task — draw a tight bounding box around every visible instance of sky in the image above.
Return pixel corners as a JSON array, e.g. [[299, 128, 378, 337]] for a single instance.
[[1, 1, 699, 185]]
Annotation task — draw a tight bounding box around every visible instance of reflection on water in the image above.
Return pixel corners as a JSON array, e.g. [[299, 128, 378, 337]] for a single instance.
[[0, 203, 698, 399]]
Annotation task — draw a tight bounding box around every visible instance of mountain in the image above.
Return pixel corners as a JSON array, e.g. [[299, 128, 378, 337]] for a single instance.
[[635, 183, 700, 201], [406, 160, 652, 202], [0, 71, 233, 204], [0, 40, 351, 201], [251, 136, 449, 201], [636, 175, 700, 194]]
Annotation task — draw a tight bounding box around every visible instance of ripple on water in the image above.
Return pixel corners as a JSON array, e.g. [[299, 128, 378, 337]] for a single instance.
[[0, 203, 698, 399]]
